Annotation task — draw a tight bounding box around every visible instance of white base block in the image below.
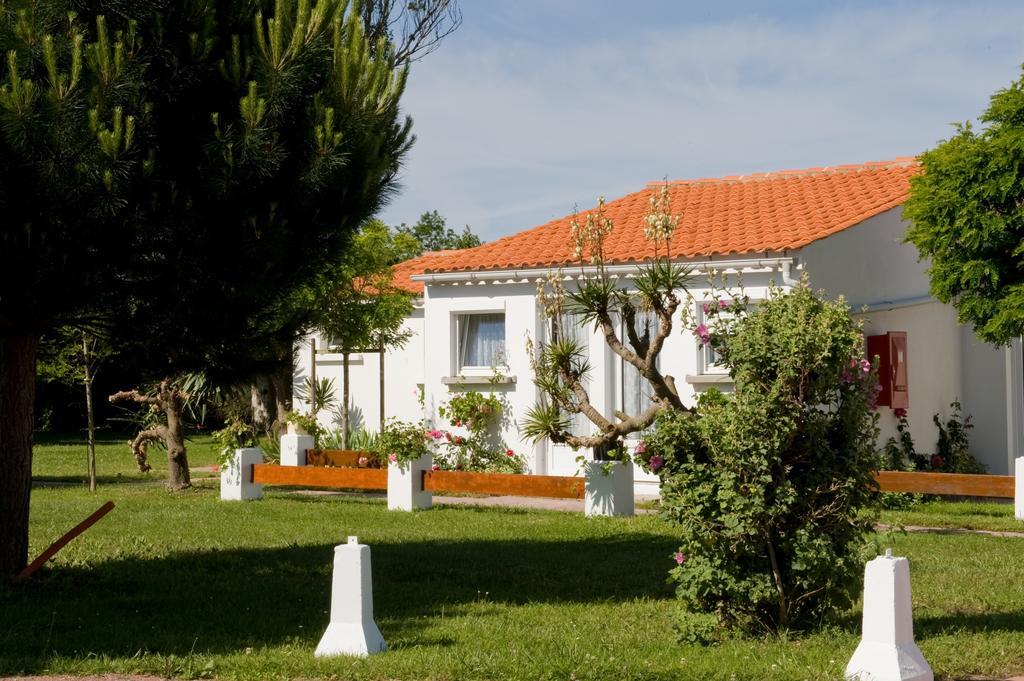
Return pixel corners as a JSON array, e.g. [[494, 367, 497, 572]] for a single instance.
[[1015, 457, 1023, 521], [281, 434, 315, 467], [315, 537, 387, 658], [315, 621, 386, 657], [220, 448, 264, 501], [387, 454, 432, 511], [845, 640, 932, 681], [584, 461, 635, 517], [845, 552, 932, 681]]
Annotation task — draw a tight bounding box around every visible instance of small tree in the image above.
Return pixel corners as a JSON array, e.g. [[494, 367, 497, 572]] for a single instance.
[[315, 221, 416, 446], [905, 65, 1024, 346], [652, 283, 879, 638], [522, 187, 691, 453]]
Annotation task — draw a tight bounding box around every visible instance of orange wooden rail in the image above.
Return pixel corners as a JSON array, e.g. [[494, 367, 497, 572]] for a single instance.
[[252, 464, 387, 490], [423, 470, 585, 500], [305, 449, 377, 468], [873, 470, 1014, 498], [17, 501, 115, 581]]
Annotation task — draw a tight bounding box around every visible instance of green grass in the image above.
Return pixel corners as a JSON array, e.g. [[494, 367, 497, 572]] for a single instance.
[[878, 498, 1022, 534], [2, 480, 1023, 680], [33, 430, 221, 485]]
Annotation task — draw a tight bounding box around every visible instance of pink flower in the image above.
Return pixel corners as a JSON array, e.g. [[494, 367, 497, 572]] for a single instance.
[[893, 407, 907, 419], [648, 455, 664, 473], [427, 429, 444, 440], [506, 449, 515, 457], [432, 464, 440, 471], [719, 299, 729, 310], [693, 323, 710, 348], [702, 302, 710, 315], [634, 440, 646, 455], [357, 456, 369, 466], [859, 358, 871, 373], [673, 551, 687, 565], [387, 453, 397, 463]]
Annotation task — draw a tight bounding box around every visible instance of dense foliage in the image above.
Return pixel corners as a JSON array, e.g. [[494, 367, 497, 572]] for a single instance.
[[435, 390, 524, 473], [644, 283, 880, 638], [905, 65, 1024, 346], [396, 210, 481, 256]]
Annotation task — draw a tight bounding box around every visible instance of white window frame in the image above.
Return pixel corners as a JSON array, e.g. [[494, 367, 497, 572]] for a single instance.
[[695, 300, 757, 375], [454, 311, 507, 376]]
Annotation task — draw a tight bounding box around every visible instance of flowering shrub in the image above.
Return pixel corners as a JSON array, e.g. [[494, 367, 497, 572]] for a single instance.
[[212, 420, 259, 468], [373, 418, 432, 466], [648, 282, 880, 639], [434, 390, 525, 473]]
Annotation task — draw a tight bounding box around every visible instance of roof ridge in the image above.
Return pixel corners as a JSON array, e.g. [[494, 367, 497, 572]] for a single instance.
[[648, 157, 919, 188]]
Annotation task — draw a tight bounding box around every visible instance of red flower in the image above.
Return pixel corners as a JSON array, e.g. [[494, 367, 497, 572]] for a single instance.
[[506, 449, 515, 457], [894, 407, 908, 419], [432, 464, 440, 471], [931, 454, 944, 469]]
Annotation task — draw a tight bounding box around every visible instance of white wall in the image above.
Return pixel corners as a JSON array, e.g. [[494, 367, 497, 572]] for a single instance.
[[294, 308, 425, 438], [802, 207, 1013, 474]]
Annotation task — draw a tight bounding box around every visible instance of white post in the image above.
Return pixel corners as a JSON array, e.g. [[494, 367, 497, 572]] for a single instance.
[[315, 536, 386, 657], [584, 461, 635, 517], [1015, 457, 1024, 521], [387, 453, 432, 511], [220, 447, 264, 501], [845, 550, 932, 681], [281, 433, 315, 467]]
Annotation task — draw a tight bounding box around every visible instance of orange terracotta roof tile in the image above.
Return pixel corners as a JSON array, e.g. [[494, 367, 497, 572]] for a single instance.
[[393, 158, 919, 291]]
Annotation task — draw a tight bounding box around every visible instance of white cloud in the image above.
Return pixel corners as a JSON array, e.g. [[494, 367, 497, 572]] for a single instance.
[[380, 3, 1024, 241]]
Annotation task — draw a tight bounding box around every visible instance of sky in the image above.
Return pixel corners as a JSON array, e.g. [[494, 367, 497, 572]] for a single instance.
[[378, 0, 1024, 242]]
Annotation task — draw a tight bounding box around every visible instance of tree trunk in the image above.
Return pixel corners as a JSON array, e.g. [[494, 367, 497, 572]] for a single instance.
[[82, 333, 97, 492], [341, 352, 350, 449], [0, 334, 39, 578], [163, 390, 190, 491], [250, 375, 274, 430], [269, 369, 291, 440]]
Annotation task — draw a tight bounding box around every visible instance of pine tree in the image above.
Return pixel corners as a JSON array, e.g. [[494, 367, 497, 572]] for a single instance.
[[0, 0, 413, 577]]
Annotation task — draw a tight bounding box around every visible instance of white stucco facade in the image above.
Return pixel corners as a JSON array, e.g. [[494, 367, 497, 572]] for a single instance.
[[297, 207, 1023, 486]]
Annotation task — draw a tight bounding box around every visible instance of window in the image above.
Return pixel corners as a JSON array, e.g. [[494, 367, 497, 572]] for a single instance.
[[552, 312, 591, 436], [457, 313, 506, 370], [621, 310, 659, 419], [697, 300, 755, 375]]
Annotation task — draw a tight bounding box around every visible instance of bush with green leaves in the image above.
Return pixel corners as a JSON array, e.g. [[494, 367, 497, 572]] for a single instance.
[[212, 421, 259, 469], [646, 283, 880, 638], [374, 418, 432, 466], [436, 391, 525, 473]]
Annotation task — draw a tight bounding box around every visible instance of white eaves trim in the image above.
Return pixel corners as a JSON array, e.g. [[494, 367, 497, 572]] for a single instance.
[[410, 255, 800, 287]]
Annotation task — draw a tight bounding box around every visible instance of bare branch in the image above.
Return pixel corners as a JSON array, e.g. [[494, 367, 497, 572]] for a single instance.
[[362, 0, 462, 64], [109, 389, 161, 406], [128, 425, 168, 473]]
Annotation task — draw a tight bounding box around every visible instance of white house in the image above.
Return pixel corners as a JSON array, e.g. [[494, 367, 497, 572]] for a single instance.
[[295, 158, 1023, 494]]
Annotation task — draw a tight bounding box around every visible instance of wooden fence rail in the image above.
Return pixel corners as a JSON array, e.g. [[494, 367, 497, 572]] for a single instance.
[[249, 462, 1017, 501], [873, 470, 1014, 499]]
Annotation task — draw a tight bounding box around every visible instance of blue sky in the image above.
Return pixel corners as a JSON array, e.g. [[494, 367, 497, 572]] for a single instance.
[[378, 1, 1024, 241]]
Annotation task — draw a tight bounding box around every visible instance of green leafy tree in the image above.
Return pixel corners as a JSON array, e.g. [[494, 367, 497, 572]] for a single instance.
[[314, 220, 416, 446], [651, 284, 879, 638], [397, 210, 481, 256], [905, 66, 1024, 345], [0, 0, 412, 577]]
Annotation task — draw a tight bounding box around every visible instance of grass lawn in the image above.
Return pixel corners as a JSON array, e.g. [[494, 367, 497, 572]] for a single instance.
[[32, 430, 222, 485], [4, 445, 1022, 680], [879, 498, 1022, 534]]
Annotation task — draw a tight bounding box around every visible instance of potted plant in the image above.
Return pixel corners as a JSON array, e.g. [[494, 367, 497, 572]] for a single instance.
[[375, 418, 434, 511]]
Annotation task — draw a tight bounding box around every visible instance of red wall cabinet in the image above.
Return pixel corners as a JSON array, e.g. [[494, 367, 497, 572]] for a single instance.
[[867, 332, 908, 409]]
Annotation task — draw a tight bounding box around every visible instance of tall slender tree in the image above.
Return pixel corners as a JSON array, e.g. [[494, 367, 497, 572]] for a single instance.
[[0, 0, 413, 576]]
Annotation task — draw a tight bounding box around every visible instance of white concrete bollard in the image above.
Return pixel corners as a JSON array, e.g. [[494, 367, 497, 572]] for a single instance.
[[584, 461, 635, 517], [1015, 457, 1024, 521], [845, 549, 932, 681], [387, 454, 432, 511], [281, 433, 315, 467], [220, 447, 264, 501], [315, 536, 387, 658]]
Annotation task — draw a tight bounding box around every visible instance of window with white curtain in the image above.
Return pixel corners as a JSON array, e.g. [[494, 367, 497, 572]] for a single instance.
[[552, 311, 591, 436], [621, 310, 659, 420], [458, 313, 506, 370]]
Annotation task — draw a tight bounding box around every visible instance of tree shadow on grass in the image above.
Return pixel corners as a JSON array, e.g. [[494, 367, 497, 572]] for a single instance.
[[0, 532, 676, 673]]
